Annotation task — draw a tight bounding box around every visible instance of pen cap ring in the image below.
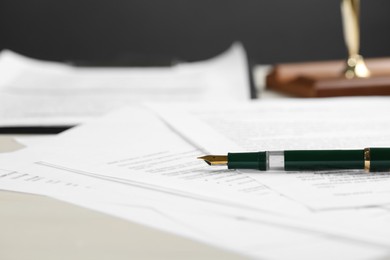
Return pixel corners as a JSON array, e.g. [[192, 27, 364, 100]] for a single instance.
[[364, 148, 370, 172], [368, 148, 390, 172], [228, 152, 267, 170]]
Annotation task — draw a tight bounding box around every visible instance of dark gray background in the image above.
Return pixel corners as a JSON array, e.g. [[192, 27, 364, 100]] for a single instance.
[[1, 0, 389, 64]]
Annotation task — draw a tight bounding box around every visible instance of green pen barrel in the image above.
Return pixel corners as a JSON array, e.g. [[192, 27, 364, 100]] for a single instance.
[[369, 148, 390, 172], [284, 149, 364, 171], [228, 152, 267, 170]]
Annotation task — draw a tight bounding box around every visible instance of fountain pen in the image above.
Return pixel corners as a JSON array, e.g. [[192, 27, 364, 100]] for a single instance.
[[198, 148, 390, 172]]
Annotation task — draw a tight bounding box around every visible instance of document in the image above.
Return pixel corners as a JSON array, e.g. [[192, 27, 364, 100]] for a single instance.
[[0, 43, 250, 127], [1, 166, 387, 260], [149, 97, 390, 210], [1, 102, 390, 246], [0, 106, 309, 217], [1, 102, 390, 259]]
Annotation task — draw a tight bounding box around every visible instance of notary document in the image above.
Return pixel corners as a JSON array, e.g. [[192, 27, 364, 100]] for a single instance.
[[1, 106, 309, 217], [2, 102, 390, 246], [0, 108, 389, 259], [0, 43, 250, 127], [2, 103, 390, 258], [1, 166, 388, 260], [149, 97, 390, 210]]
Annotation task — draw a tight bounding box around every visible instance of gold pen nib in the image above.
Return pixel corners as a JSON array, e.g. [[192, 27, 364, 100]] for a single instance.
[[197, 155, 228, 166]]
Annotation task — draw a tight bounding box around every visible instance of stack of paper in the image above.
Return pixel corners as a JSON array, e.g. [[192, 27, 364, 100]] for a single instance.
[[1, 45, 390, 259], [0, 43, 250, 127]]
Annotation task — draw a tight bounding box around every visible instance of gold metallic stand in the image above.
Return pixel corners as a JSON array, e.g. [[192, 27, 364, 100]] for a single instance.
[[266, 0, 390, 97]]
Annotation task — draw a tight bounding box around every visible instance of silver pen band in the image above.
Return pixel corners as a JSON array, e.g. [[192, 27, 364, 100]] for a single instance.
[[267, 151, 285, 171]]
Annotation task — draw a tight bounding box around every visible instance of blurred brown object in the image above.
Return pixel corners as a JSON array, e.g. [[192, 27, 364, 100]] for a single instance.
[[266, 58, 390, 97]]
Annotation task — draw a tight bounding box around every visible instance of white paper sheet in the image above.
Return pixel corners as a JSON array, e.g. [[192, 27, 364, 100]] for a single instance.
[[2, 103, 390, 258], [2, 102, 390, 246], [1, 167, 387, 260], [0, 106, 309, 217], [148, 97, 390, 210], [0, 43, 250, 127]]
